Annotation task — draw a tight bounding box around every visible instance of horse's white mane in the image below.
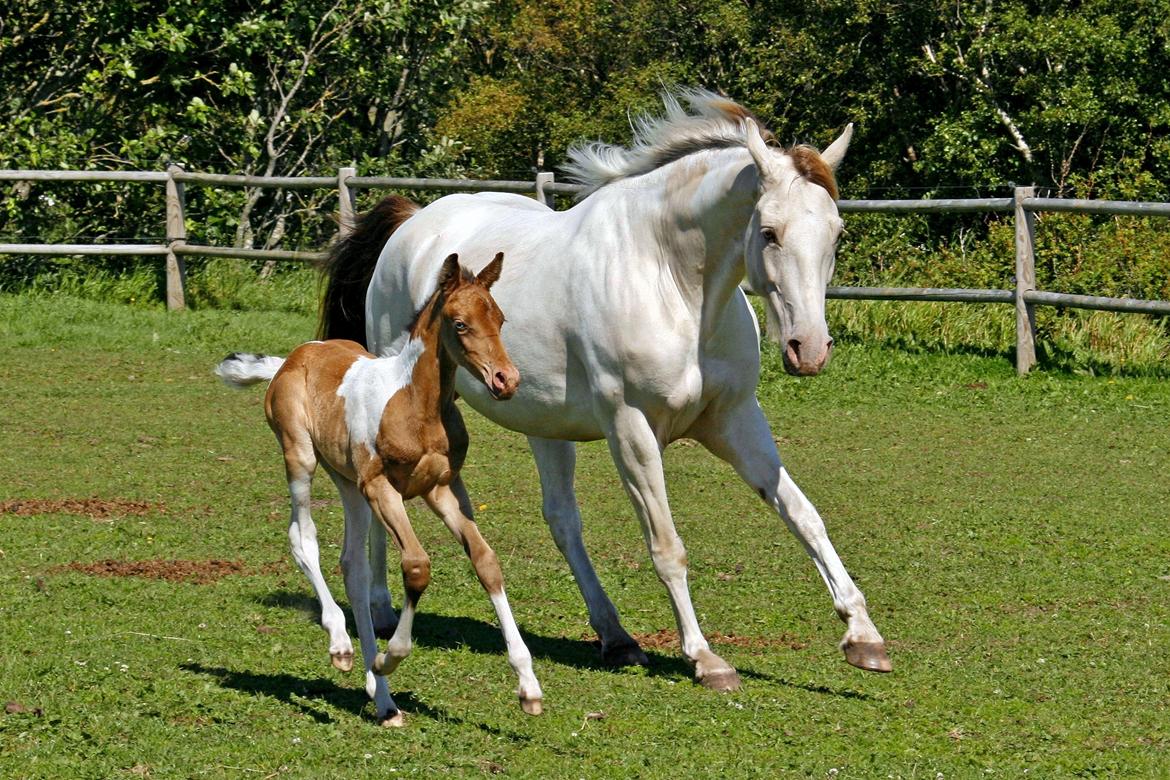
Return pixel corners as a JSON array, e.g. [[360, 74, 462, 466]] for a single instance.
[[563, 87, 771, 196]]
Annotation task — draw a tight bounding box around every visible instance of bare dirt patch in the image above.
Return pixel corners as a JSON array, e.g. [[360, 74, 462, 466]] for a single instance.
[[1, 497, 162, 520], [51, 558, 282, 585], [631, 628, 809, 652]]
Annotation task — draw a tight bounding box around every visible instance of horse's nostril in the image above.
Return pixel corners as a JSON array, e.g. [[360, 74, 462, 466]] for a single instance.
[[494, 371, 508, 388], [786, 339, 801, 359]]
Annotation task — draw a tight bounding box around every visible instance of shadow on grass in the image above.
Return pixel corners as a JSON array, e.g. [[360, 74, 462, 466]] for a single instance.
[[259, 586, 697, 680], [255, 588, 869, 696], [179, 662, 531, 741]]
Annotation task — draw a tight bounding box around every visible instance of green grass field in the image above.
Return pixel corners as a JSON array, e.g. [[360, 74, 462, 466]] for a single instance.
[[1, 294, 1168, 778]]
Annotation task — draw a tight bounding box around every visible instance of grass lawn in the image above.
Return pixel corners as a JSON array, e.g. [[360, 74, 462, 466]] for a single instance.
[[1, 294, 1168, 778]]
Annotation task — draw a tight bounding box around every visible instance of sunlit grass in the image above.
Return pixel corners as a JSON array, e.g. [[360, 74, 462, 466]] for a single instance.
[[1, 295, 1168, 777]]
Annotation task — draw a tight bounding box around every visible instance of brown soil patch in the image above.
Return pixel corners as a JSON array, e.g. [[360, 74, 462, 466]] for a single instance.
[[631, 628, 809, 652], [1, 498, 162, 520], [51, 558, 281, 585]]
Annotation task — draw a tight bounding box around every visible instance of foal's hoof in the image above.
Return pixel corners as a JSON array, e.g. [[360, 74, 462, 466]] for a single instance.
[[601, 638, 650, 668], [379, 710, 405, 728], [331, 650, 354, 673], [520, 697, 543, 716], [843, 640, 892, 673]]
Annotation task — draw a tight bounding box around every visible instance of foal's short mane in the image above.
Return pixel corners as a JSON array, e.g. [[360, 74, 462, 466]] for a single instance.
[[563, 87, 838, 200]]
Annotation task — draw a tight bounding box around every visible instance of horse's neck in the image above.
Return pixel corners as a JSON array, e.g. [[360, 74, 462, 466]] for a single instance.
[[588, 147, 757, 321]]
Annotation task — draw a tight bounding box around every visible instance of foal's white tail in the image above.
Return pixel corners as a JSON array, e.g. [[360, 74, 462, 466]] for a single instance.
[[214, 352, 285, 388]]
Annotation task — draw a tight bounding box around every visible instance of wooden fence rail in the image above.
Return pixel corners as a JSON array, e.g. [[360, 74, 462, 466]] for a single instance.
[[1, 168, 1167, 374]]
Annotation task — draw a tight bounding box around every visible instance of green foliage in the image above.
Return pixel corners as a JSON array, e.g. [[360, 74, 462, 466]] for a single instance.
[[1, 0, 1168, 360]]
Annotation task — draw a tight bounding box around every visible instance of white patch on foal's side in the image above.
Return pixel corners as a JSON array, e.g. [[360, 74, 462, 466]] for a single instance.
[[336, 337, 425, 457]]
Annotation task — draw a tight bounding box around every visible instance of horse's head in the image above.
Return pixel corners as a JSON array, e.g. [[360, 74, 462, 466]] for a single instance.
[[435, 252, 520, 399], [742, 119, 851, 376]]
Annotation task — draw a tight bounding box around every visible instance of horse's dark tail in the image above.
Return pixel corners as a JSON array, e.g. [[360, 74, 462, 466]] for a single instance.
[[318, 194, 420, 346]]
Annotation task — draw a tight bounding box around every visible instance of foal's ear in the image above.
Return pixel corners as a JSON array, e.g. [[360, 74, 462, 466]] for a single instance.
[[437, 253, 461, 292], [476, 252, 505, 290]]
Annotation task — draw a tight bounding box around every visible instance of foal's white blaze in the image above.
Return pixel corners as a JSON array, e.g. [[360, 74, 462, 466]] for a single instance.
[[336, 337, 425, 458]]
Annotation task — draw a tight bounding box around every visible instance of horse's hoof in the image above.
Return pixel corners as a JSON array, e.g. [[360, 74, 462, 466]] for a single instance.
[[698, 668, 742, 692], [695, 648, 741, 692], [520, 697, 543, 716], [331, 651, 354, 673], [601, 639, 649, 668], [380, 710, 405, 728], [843, 640, 892, 673]]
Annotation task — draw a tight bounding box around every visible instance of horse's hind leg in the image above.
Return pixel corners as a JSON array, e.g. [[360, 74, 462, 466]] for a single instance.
[[366, 522, 398, 639], [331, 475, 401, 726], [528, 436, 648, 668], [688, 396, 890, 673], [281, 436, 353, 672], [424, 484, 543, 715], [361, 477, 430, 701]]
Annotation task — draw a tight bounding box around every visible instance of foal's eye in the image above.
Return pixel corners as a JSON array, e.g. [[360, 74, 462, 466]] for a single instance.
[[454, 321, 468, 333], [761, 227, 779, 245]]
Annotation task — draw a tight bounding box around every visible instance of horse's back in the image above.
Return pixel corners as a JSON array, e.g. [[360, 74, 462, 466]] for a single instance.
[[367, 193, 564, 353]]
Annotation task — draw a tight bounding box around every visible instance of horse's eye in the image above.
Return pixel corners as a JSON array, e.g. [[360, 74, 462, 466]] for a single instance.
[[454, 321, 468, 333], [761, 227, 778, 245]]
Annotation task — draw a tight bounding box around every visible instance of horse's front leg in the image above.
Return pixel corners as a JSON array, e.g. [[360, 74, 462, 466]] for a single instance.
[[688, 395, 891, 673], [528, 436, 649, 667], [604, 408, 741, 691]]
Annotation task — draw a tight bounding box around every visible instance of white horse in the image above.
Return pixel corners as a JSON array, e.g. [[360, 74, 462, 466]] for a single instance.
[[321, 88, 890, 690]]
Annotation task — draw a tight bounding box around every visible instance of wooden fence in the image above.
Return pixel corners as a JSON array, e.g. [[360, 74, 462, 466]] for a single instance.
[[1, 167, 1168, 374]]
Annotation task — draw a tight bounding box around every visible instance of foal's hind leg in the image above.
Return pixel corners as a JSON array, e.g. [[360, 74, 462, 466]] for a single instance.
[[424, 484, 543, 715], [688, 395, 890, 673], [280, 436, 353, 672]]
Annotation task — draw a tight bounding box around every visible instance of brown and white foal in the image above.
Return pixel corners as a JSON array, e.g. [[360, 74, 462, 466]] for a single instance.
[[216, 252, 542, 726]]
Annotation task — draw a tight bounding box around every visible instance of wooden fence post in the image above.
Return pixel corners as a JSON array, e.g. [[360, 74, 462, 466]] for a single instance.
[[1014, 186, 1038, 374], [535, 171, 555, 208], [338, 166, 357, 238], [165, 163, 187, 310]]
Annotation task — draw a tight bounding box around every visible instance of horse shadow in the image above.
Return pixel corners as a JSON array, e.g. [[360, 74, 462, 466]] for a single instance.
[[179, 662, 531, 740], [251, 588, 874, 697]]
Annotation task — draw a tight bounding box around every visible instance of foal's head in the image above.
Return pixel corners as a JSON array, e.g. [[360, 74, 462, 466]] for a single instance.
[[433, 252, 519, 400]]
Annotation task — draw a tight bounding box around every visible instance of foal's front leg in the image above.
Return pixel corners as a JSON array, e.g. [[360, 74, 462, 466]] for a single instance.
[[424, 484, 543, 714]]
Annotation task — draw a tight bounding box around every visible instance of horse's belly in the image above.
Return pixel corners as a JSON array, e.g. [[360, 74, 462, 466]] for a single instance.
[[456, 371, 606, 441]]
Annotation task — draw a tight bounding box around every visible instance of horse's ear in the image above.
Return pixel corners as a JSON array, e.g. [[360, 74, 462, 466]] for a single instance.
[[820, 123, 853, 172], [476, 252, 504, 289], [437, 253, 461, 293], [744, 118, 778, 187]]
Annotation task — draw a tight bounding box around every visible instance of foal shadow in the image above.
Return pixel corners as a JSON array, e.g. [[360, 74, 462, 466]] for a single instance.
[[179, 662, 531, 740]]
